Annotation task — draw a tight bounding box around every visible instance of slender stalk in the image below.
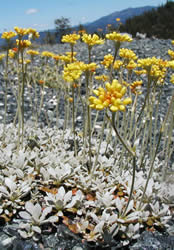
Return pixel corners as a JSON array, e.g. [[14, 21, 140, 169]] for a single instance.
[[3, 49, 9, 140], [136, 73, 152, 123], [138, 92, 174, 209], [106, 111, 136, 216]]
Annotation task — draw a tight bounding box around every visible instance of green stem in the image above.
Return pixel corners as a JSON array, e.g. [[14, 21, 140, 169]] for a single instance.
[[106, 112, 136, 157]]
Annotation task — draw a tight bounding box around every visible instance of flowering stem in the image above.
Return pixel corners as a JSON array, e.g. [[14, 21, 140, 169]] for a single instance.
[[20, 50, 25, 146], [106, 112, 135, 157], [136, 72, 151, 123], [72, 85, 77, 156], [107, 112, 136, 216], [3, 49, 9, 140]]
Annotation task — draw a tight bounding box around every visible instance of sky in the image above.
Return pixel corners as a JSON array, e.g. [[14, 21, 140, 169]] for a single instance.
[[0, 0, 170, 33]]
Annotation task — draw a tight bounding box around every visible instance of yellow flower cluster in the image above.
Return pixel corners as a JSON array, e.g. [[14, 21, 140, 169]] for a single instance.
[[0, 54, 5, 61], [59, 52, 77, 63], [82, 33, 104, 47], [8, 49, 15, 59], [61, 33, 80, 44], [168, 49, 174, 59], [52, 54, 61, 62], [14, 27, 29, 37], [137, 57, 159, 71], [168, 60, 174, 69], [16, 39, 31, 50], [27, 50, 39, 56], [89, 79, 132, 112], [27, 28, 40, 39], [41, 51, 54, 58], [101, 54, 114, 68], [119, 48, 137, 60], [138, 57, 168, 83], [95, 74, 109, 82], [170, 74, 174, 84], [80, 62, 98, 72], [134, 69, 146, 75], [106, 32, 132, 43], [1, 31, 16, 40], [113, 60, 123, 70], [130, 80, 142, 94], [126, 60, 137, 70], [63, 62, 82, 82]]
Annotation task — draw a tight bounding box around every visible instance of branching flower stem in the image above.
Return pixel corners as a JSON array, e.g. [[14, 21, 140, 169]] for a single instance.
[[106, 112, 136, 216]]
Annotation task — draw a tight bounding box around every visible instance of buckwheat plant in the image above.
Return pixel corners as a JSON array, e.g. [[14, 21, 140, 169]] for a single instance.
[[0, 27, 174, 247]]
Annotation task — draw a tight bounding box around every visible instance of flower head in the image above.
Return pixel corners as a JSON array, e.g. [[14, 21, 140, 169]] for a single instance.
[[1, 31, 16, 40], [14, 27, 29, 38], [113, 60, 123, 70], [27, 28, 40, 39], [63, 61, 82, 82], [27, 49, 39, 56], [137, 57, 159, 71], [95, 74, 109, 82], [170, 74, 174, 84], [79, 62, 98, 72], [0, 54, 5, 61], [106, 32, 132, 43], [89, 79, 132, 112], [60, 52, 77, 64], [168, 49, 174, 59], [16, 39, 31, 50], [82, 33, 104, 47], [61, 33, 80, 44], [119, 48, 137, 61], [41, 51, 54, 58], [101, 54, 114, 68]]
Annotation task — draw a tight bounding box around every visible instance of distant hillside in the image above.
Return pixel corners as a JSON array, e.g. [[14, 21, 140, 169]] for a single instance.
[[0, 5, 157, 47], [84, 6, 155, 33], [120, 1, 174, 39]]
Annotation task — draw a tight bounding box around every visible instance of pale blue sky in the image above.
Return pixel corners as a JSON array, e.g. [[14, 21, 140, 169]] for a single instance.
[[0, 0, 170, 32]]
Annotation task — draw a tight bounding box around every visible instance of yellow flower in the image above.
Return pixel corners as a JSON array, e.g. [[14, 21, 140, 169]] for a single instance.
[[24, 59, 31, 64], [137, 57, 159, 71], [168, 49, 174, 59], [63, 62, 82, 82], [170, 74, 174, 84], [27, 28, 40, 39], [8, 49, 15, 59], [80, 62, 98, 72], [16, 39, 31, 50], [134, 69, 146, 75], [172, 40, 174, 46], [27, 49, 39, 56], [61, 33, 80, 44], [82, 33, 104, 47], [59, 52, 77, 63], [168, 60, 174, 69], [113, 60, 123, 70], [95, 74, 109, 82], [116, 18, 120, 22], [1, 31, 16, 40], [106, 32, 132, 43], [89, 79, 132, 112], [101, 54, 114, 68], [41, 51, 54, 58], [126, 60, 137, 70], [14, 27, 29, 37], [0, 54, 5, 61], [130, 80, 142, 94], [119, 48, 137, 61], [52, 54, 61, 62]]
